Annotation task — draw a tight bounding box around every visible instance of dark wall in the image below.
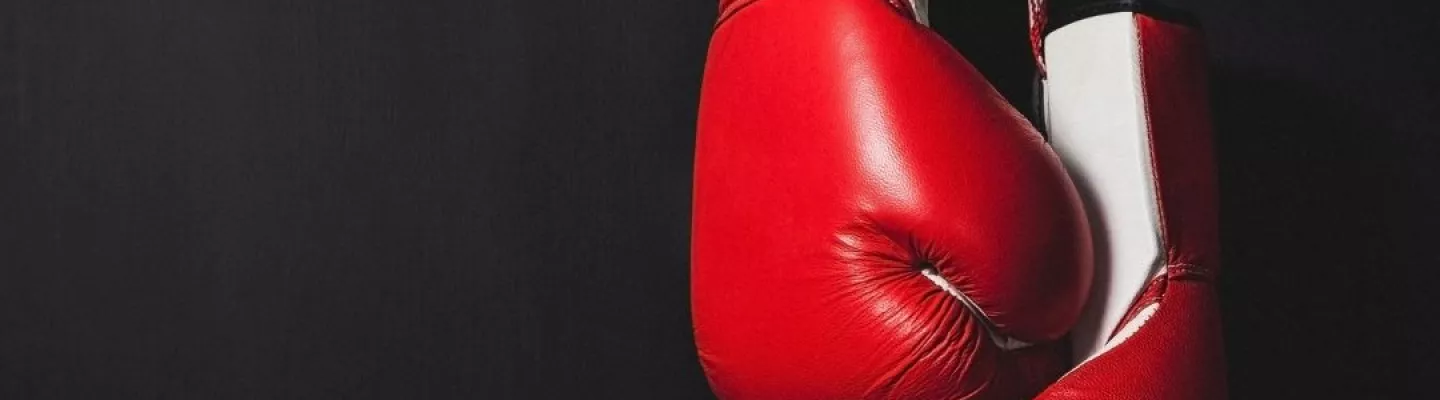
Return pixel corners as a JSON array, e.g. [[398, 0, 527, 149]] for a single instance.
[[0, 0, 1434, 398], [1164, 1, 1439, 397], [0, 0, 714, 398]]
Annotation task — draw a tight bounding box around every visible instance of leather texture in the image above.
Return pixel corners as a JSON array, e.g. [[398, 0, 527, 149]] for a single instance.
[[692, 0, 1092, 398], [1035, 13, 1227, 400]]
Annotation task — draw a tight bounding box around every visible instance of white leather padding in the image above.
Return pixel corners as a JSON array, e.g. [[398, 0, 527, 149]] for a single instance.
[[909, 0, 930, 26], [1043, 12, 1166, 364]]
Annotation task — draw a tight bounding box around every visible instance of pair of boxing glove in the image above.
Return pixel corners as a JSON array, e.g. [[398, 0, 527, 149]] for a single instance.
[[691, 0, 1225, 398]]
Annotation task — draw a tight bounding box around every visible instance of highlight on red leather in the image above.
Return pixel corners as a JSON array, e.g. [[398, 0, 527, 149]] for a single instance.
[[693, 0, 1091, 398]]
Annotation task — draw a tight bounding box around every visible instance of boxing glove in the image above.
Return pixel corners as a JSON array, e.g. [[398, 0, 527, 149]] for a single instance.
[[692, 0, 1092, 398], [1033, 1, 1227, 398]]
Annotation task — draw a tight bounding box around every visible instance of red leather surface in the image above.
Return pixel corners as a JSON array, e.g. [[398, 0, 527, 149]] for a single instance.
[[1036, 14, 1226, 400], [692, 0, 1091, 398]]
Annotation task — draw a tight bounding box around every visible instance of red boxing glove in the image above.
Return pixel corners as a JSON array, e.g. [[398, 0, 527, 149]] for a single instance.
[[1036, 1, 1227, 398], [692, 0, 1091, 398]]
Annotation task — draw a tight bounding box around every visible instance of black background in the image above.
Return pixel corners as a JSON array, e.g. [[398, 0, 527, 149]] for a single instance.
[[1, 0, 1435, 398]]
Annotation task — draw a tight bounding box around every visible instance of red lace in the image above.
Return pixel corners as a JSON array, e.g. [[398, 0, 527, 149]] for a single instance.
[[1029, 0, 1048, 76]]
